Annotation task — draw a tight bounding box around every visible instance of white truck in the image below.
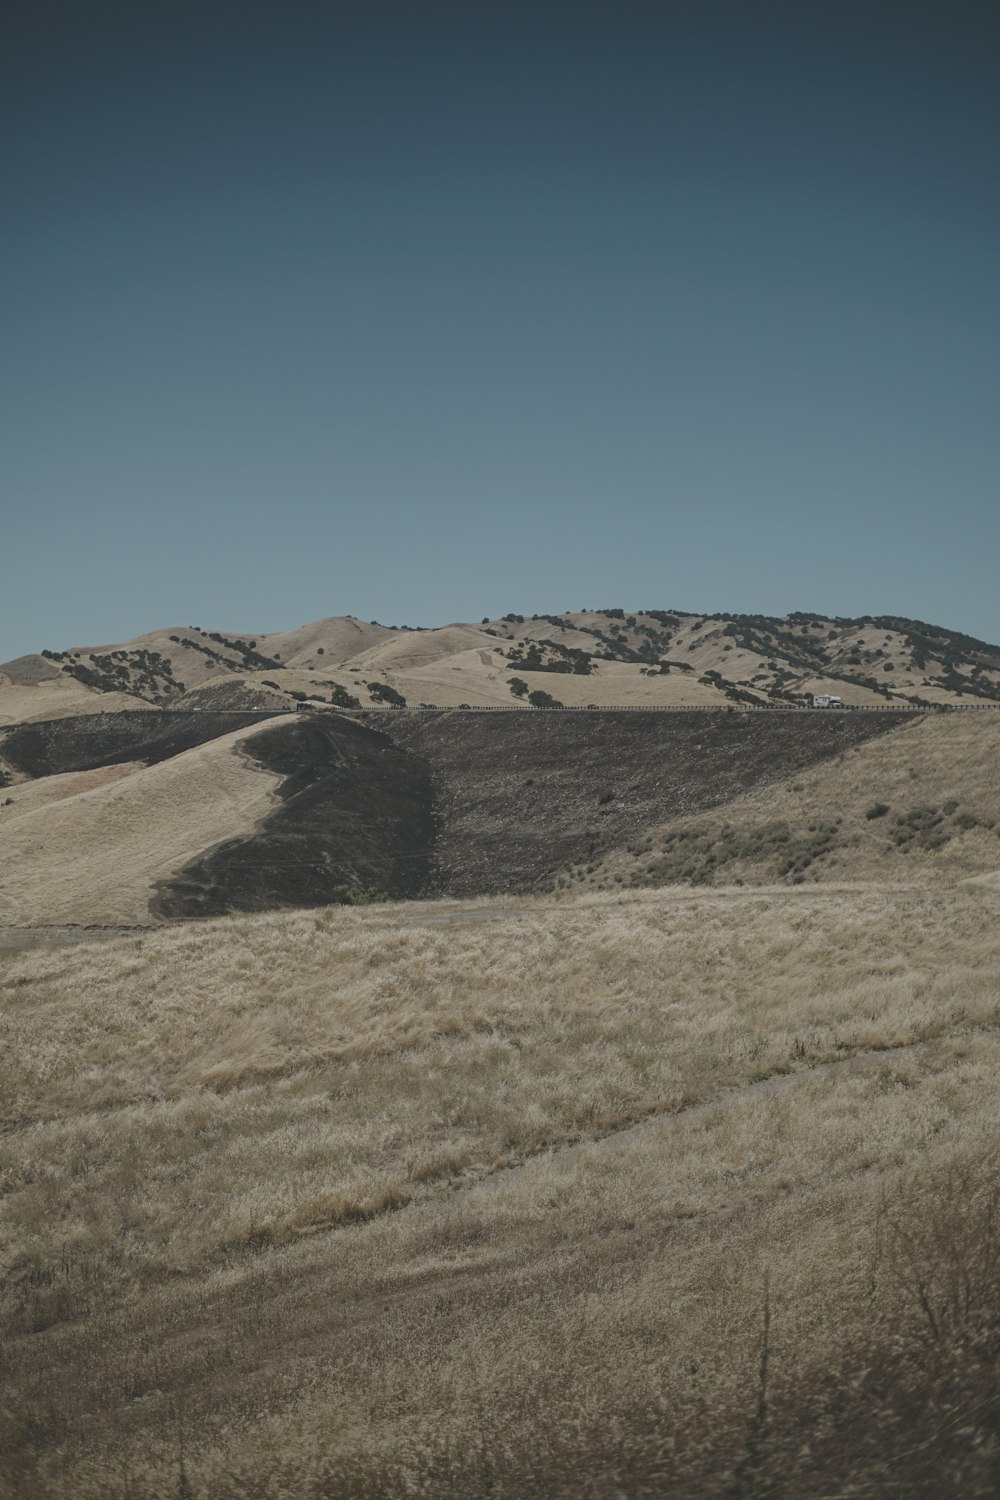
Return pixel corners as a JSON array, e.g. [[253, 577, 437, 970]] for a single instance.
[[812, 694, 843, 708]]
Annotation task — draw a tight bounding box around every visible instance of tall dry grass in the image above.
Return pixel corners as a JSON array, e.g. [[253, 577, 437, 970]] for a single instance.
[[2, 881, 999, 1496]]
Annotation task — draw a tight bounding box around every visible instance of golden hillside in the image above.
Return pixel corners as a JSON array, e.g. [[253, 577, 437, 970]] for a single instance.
[[5, 608, 999, 721], [2, 705, 999, 928], [3, 880, 999, 1496], [4, 618, 999, 1498], [0, 717, 286, 926]]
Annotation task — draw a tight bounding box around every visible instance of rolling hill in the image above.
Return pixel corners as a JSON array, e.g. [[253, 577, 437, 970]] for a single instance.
[[5, 608, 1000, 724], [1, 701, 999, 927], [4, 613, 1000, 1495], [2, 608, 999, 929]]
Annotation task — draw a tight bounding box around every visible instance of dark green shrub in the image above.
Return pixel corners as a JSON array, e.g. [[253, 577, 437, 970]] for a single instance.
[[329, 684, 362, 710], [865, 803, 890, 820], [329, 885, 389, 906], [369, 682, 406, 706]]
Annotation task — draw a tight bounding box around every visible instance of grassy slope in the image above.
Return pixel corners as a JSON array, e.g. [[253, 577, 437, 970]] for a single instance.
[[2, 709, 999, 928], [0, 720, 285, 925], [0, 669, 142, 727], [3, 882, 1000, 1497], [9, 609, 1000, 720], [583, 710, 1000, 893]]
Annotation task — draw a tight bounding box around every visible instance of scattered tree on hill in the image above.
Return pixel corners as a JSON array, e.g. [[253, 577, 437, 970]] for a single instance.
[[369, 682, 407, 706]]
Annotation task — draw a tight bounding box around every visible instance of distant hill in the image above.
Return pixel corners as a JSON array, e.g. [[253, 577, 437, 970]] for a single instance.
[[3, 699, 1000, 925], [3, 609, 1000, 724], [3, 607, 999, 926]]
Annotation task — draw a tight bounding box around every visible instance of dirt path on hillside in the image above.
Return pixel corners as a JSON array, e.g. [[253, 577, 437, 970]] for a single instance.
[[0, 881, 937, 950], [0, 924, 150, 953], [349, 881, 935, 929]]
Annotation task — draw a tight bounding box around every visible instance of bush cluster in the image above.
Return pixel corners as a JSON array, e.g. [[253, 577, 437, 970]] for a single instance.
[[631, 816, 844, 887], [506, 640, 594, 675], [61, 648, 182, 703], [887, 803, 994, 852], [368, 682, 407, 707]]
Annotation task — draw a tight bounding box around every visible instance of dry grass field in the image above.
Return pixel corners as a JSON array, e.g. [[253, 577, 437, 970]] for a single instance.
[[0, 719, 285, 926], [0, 657, 142, 727], [3, 879, 999, 1497]]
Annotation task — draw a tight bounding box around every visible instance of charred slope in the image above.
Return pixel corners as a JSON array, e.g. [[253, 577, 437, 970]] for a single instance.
[[3, 707, 919, 920], [0, 711, 264, 778], [153, 716, 437, 919], [374, 709, 914, 895]]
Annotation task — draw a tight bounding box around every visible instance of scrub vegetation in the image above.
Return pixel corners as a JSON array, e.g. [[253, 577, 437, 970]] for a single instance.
[[580, 710, 1000, 893], [3, 880, 1000, 1497]]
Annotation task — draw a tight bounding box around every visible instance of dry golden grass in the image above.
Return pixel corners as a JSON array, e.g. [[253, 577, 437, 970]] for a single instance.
[[256, 615, 393, 668], [0, 720, 285, 925], [3, 880, 1000, 1496], [10, 610, 999, 713], [0, 670, 142, 728], [0, 761, 142, 822]]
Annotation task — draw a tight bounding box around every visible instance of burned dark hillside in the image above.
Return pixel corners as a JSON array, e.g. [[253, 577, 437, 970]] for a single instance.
[[154, 708, 919, 911], [3, 707, 916, 917], [375, 708, 910, 896], [153, 715, 437, 918], [0, 711, 264, 778]]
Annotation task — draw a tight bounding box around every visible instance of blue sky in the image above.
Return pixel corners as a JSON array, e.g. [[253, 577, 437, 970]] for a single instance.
[[3, 1, 998, 659]]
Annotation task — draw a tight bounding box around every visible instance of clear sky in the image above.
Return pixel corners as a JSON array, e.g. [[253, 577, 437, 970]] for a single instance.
[[3, 1, 998, 660]]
